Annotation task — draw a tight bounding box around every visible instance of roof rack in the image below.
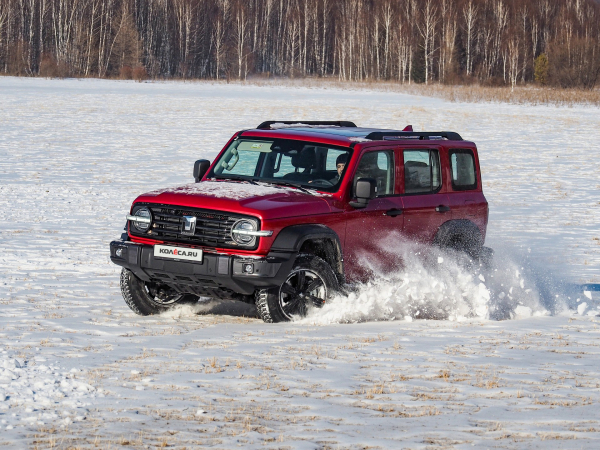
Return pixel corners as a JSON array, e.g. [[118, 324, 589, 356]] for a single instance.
[[365, 131, 463, 141], [256, 120, 357, 129]]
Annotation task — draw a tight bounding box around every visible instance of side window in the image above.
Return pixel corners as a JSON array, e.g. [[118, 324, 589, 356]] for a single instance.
[[450, 150, 477, 191], [354, 150, 394, 196], [403, 150, 441, 194]]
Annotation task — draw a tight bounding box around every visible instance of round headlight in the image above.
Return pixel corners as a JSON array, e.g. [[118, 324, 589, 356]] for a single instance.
[[232, 220, 257, 245], [133, 207, 152, 232]]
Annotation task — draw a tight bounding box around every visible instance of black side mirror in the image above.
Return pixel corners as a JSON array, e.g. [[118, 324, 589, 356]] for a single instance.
[[193, 159, 211, 182], [349, 177, 377, 208]]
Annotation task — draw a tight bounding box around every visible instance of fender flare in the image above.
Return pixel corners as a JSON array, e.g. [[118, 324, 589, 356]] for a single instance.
[[433, 219, 483, 258], [268, 224, 344, 278]]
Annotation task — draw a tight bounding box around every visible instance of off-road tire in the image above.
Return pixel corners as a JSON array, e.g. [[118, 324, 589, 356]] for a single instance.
[[256, 254, 339, 323], [478, 246, 494, 270], [434, 220, 484, 262], [120, 268, 198, 316]]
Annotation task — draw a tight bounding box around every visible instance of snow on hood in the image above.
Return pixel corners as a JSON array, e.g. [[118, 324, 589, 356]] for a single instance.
[[145, 180, 297, 200], [138, 180, 333, 219]]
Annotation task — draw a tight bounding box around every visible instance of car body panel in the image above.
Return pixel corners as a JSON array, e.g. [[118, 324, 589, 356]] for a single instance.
[[134, 182, 333, 220]]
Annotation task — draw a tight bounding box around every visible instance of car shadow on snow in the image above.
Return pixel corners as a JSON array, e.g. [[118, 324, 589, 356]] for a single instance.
[[159, 299, 259, 320], [194, 299, 259, 318]]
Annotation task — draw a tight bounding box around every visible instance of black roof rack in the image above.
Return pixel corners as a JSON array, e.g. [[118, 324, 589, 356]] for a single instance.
[[256, 120, 357, 129], [365, 131, 463, 141]]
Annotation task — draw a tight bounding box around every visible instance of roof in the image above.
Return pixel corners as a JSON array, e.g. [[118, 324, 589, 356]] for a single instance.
[[240, 121, 465, 147]]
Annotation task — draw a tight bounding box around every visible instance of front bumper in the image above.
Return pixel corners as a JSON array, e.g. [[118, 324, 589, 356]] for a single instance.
[[109, 240, 296, 298]]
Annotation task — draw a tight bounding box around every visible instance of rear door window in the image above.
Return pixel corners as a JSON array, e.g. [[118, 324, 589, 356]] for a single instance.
[[403, 150, 441, 194], [450, 150, 477, 191]]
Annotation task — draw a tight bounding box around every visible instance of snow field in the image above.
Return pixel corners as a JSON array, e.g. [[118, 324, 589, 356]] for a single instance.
[[1, 77, 600, 447], [0, 351, 99, 429]]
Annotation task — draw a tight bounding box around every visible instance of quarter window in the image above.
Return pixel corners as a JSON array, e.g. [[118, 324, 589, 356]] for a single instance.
[[403, 150, 441, 194], [450, 150, 477, 191], [354, 151, 394, 196]]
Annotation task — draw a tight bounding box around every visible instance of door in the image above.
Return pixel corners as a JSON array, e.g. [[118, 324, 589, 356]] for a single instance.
[[401, 148, 449, 244], [344, 150, 404, 281]]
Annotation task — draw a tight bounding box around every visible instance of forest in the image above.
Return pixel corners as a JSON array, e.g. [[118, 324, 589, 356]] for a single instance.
[[1, 0, 599, 89]]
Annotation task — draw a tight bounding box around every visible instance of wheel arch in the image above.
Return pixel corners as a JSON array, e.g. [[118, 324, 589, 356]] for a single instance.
[[269, 224, 344, 282]]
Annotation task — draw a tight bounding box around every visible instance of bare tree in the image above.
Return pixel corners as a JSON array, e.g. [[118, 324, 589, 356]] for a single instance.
[[416, 0, 438, 84], [234, 0, 248, 79], [506, 34, 520, 90], [213, 0, 229, 79], [439, 0, 456, 82], [462, 0, 477, 76], [381, 0, 392, 79], [1, 0, 599, 89]]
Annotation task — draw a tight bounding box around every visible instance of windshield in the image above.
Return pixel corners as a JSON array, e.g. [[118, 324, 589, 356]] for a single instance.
[[208, 138, 352, 191]]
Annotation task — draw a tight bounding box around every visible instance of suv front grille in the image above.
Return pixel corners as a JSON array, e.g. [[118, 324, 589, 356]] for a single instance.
[[130, 203, 257, 249]]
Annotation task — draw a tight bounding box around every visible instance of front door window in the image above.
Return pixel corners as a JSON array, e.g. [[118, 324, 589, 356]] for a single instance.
[[354, 150, 395, 196]]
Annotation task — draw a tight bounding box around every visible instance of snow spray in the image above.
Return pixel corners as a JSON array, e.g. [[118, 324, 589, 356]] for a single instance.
[[299, 234, 562, 324]]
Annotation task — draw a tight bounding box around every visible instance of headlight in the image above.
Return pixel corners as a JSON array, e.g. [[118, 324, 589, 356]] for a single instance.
[[131, 207, 152, 232], [231, 219, 258, 246]]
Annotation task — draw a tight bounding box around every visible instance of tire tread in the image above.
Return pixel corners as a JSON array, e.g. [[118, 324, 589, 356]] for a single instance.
[[119, 268, 197, 316], [255, 290, 274, 323], [120, 268, 148, 315]]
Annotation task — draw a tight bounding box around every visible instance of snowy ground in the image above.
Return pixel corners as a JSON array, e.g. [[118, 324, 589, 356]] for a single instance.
[[1, 77, 600, 448]]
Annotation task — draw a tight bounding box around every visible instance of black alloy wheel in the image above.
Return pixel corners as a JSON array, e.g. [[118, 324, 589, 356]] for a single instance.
[[279, 268, 327, 319], [255, 254, 339, 323]]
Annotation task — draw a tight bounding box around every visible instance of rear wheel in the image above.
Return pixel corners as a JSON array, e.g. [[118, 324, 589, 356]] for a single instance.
[[478, 246, 494, 270], [256, 254, 339, 323], [120, 268, 199, 315], [434, 222, 484, 262]]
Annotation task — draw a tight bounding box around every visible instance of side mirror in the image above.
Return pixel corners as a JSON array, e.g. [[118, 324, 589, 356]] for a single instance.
[[193, 159, 211, 182], [349, 178, 377, 208]]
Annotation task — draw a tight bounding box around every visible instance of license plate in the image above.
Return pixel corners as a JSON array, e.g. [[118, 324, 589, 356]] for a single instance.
[[153, 245, 203, 263]]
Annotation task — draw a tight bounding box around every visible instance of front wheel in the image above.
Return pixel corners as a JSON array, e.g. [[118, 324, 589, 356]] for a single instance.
[[120, 268, 199, 315], [256, 254, 339, 323]]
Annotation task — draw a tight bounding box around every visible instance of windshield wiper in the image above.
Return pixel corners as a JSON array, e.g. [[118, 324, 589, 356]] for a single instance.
[[214, 175, 258, 185], [261, 180, 316, 195]]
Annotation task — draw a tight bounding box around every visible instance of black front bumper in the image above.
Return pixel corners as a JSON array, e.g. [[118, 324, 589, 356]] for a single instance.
[[110, 240, 296, 299]]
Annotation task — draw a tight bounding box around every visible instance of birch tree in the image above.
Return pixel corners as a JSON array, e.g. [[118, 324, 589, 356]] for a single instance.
[[462, 0, 477, 76], [416, 0, 438, 84]]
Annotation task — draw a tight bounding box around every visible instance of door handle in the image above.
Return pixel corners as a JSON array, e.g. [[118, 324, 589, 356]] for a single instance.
[[435, 205, 451, 213], [385, 208, 403, 217]]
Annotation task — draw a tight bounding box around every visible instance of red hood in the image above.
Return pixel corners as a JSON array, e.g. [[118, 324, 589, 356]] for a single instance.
[[134, 181, 333, 220]]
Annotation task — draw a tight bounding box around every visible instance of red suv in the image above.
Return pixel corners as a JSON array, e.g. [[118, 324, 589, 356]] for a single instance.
[[110, 121, 489, 322]]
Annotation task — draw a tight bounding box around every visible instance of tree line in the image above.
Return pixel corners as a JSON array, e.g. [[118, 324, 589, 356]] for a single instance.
[[1, 0, 599, 89]]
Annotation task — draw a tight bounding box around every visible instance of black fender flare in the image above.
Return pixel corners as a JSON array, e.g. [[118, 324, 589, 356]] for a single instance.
[[433, 219, 483, 258], [268, 224, 344, 280]]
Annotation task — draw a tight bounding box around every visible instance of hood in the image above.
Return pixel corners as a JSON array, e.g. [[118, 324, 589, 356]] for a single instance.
[[134, 181, 333, 220]]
